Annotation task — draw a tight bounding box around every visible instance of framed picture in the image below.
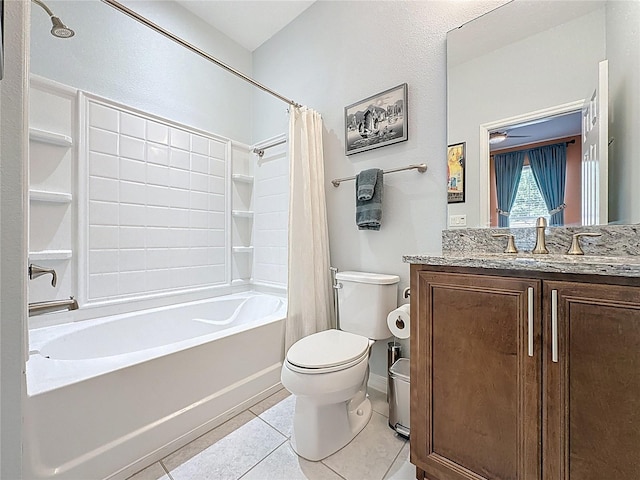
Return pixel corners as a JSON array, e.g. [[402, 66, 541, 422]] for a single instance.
[[344, 83, 408, 155], [447, 142, 465, 203]]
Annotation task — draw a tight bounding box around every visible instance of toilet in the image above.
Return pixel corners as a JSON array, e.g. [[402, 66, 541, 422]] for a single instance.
[[281, 271, 399, 461]]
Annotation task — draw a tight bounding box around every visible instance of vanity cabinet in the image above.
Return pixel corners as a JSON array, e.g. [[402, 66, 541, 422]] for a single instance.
[[410, 266, 640, 480]]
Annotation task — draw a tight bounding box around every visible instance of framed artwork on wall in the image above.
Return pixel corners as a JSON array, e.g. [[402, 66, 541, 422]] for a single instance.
[[344, 83, 408, 155], [447, 142, 465, 203]]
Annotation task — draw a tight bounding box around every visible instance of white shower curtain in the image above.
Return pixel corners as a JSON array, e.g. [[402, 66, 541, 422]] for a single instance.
[[285, 107, 333, 351]]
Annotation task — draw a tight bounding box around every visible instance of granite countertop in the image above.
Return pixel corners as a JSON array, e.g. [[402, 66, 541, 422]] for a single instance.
[[402, 253, 640, 278]]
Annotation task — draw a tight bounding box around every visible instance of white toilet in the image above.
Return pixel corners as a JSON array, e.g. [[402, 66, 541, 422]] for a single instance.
[[281, 271, 399, 461]]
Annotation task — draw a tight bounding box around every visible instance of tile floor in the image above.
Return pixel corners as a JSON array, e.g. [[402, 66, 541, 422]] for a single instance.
[[128, 387, 415, 480]]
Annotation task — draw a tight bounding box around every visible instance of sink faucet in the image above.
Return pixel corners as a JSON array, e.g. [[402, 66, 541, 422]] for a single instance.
[[532, 217, 549, 254]]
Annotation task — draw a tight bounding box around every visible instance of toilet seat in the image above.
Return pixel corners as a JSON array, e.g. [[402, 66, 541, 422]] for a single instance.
[[286, 329, 370, 374]]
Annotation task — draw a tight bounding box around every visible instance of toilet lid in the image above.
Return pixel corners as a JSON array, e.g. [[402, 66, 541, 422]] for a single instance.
[[286, 329, 370, 369]]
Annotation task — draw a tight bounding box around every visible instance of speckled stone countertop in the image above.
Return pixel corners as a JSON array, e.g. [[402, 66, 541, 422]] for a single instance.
[[404, 224, 640, 279], [403, 253, 640, 278]]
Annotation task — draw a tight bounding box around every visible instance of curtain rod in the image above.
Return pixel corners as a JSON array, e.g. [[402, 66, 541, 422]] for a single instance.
[[253, 139, 287, 158], [101, 0, 302, 108]]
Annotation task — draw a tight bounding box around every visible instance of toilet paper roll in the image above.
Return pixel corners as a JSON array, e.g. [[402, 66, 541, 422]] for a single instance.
[[387, 304, 410, 339]]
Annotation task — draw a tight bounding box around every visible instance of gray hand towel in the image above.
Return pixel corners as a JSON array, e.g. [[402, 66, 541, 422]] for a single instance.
[[356, 169, 383, 230], [357, 168, 378, 201]]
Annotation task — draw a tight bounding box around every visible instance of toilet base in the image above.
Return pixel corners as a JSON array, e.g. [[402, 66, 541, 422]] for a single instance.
[[290, 392, 372, 461]]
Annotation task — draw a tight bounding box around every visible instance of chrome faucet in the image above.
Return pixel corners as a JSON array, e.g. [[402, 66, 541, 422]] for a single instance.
[[532, 217, 549, 254], [29, 264, 57, 287]]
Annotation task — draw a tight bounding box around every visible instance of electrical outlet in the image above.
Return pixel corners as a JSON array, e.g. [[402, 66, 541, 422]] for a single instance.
[[449, 214, 467, 227]]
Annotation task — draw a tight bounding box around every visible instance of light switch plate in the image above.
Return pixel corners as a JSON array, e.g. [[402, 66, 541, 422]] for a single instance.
[[449, 214, 467, 227]]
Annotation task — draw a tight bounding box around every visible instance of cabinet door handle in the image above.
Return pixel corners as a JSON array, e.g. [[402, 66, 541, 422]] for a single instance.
[[551, 289, 558, 363], [527, 287, 534, 357]]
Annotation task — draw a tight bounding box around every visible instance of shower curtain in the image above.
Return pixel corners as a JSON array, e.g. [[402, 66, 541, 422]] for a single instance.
[[285, 107, 333, 351]]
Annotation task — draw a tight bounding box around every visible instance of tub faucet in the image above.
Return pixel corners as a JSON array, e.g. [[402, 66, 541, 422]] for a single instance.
[[29, 264, 57, 287], [532, 217, 549, 254]]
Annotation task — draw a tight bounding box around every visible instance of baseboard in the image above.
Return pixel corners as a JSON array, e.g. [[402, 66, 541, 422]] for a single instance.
[[368, 372, 387, 394]]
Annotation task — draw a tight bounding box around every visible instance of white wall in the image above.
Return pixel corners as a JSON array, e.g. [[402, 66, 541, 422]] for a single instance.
[[607, 0, 640, 224], [1, 1, 29, 477], [252, 0, 505, 376], [447, 7, 606, 227], [30, 0, 254, 143]]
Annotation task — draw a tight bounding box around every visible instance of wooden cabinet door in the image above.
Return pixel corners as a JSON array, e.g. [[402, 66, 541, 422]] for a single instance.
[[543, 281, 640, 480], [411, 270, 542, 480]]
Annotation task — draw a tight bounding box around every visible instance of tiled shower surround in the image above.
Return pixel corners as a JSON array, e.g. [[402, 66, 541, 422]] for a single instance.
[[86, 97, 229, 302]]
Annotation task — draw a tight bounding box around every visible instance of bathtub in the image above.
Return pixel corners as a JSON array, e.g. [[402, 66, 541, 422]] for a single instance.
[[24, 292, 287, 480]]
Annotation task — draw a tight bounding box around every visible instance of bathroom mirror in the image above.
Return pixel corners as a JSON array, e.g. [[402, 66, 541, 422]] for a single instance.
[[447, 0, 640, 228]]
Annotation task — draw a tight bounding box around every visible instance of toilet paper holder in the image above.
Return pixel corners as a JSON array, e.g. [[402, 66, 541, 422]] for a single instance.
[[402, 287, 410, 299]]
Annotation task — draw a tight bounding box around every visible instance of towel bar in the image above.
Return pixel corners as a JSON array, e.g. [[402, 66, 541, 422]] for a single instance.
[[331, 163, 427, 187]]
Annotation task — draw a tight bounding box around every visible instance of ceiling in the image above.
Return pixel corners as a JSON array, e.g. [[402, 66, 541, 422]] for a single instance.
[[490, 111, 582, 152], [175, 0, 316, 52]]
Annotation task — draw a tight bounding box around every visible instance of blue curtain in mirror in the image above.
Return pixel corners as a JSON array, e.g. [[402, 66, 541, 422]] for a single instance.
[[528, 143, 567, 226], [494, 151, 526, 227]]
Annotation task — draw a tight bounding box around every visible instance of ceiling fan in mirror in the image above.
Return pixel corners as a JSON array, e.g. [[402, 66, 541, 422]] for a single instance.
[[489, 130, 531, 145]]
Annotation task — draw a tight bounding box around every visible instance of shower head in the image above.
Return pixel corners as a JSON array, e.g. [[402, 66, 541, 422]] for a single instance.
[[32, 0, 75, 38], [50, 16, 75, 38]]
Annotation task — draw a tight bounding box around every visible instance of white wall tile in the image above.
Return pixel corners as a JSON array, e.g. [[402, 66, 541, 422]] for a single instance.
[[89, 200, 119, 226], [191, 135, 209, 155], [90, 225, 119, 249], [89, 273, 119, 299], [119, 226, 146, 249], [89, 176, 119, 202], [170, 148, 190, 170], [119, 136, 145, 161], [119, 249, 146, 272], [210, 140, 226, 159], [170, 128, 190, 150], [146, 121, 169, 145], [147, 163, 169, 186], [120, 180, 146, 205], [191, 153, 208, 174], [147, 144, 169, 165], [89, 249, 119, 274], [86, 100, 231, 301], [120, 112, 146, 139], [89, 152, 119, 179], [90, 102, 119, 132], [119, 203, 146, 226], [169, 168, 190, 189], [89, 127, 118, 155], [120, 158, 146, 183]]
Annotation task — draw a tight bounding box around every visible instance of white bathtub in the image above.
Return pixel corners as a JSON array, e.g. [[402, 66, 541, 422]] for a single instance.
[[24, 293, 287, 480]]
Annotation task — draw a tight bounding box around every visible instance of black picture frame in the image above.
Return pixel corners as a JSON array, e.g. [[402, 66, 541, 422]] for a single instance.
[[344, 83, 408, 155], [0, 0, 4, 80], [447, 142, 466, 203]]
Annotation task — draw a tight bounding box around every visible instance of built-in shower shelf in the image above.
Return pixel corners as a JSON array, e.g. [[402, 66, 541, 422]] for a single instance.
[[29, 189, 73, 204], [232, 210, 254, 218], [232, 246, 254, 254], [232, 174, 254, 184], [28, 250, 73, 261], [29, 128, 73, 147], [231, 279, 252, 286]]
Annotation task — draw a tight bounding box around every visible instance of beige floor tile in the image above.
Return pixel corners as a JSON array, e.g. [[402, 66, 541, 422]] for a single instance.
[[383, 442, 415, 480], [257, 393, 295, 438], [322, 411, 406, 480], [127, 462, 170, 480], [163, 411, 286, 480], [249, 388, 291, 416], [241, 441, 345, 480], [368, 388, 389, 417]]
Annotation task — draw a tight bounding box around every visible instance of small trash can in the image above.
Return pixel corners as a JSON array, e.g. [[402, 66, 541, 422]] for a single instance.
[[388, 357, 410, 438]]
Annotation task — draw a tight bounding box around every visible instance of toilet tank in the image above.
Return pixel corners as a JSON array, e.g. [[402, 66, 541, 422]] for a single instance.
[[335, 271, 400, 340]]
